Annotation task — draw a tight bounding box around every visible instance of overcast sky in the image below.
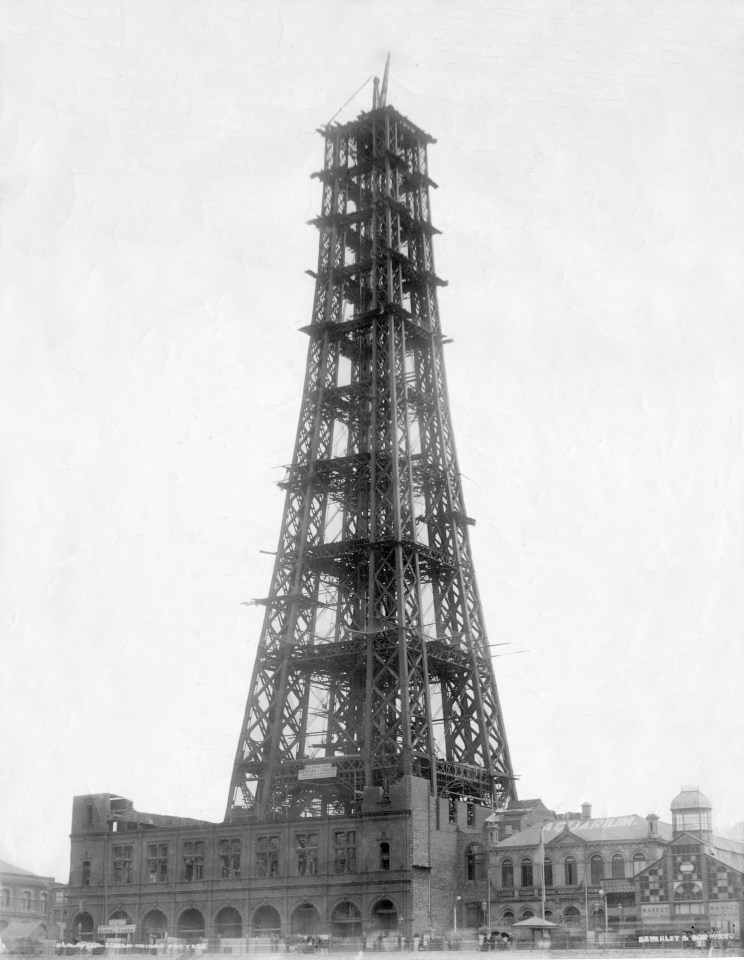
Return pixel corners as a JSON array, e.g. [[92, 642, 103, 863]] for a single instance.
[[2, 0, 743, 882]]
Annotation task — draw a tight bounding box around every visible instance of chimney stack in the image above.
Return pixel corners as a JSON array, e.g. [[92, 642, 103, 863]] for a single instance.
[[581, 802, 592, 819]]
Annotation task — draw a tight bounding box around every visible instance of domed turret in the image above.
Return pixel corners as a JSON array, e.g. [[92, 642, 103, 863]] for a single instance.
[[670, 785, 713, 839]]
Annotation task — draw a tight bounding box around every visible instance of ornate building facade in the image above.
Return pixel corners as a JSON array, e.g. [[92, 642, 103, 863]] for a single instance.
[[488, 787, 744, 940], [488, 802, 670, 936], [0, 859, 65, 944], [634, 787, 744, 934]]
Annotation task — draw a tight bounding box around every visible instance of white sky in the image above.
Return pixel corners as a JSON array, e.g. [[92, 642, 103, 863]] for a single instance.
[[1, 0, 743, 882]]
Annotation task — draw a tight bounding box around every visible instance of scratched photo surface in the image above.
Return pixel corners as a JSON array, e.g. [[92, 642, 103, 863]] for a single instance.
[[1, 0, 743, 887]]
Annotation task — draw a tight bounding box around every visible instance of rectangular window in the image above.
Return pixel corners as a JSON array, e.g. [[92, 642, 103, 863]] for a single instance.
[[675, 813, 711, 833], [112, 845, 133, 884], [333, 830, 357, 874], [466, 846, 485, 881], [85, 804, 94, 826], [565, 859, 577, 885], [295, 833, 318, 876], [256, 836, 280, 878], [543, 860, 553, 887], [183, 840, 205, 881], [81, 861, 91, 886], [147, 843, 169, 883], [219, 838, 241, 879], [501, 860, 514, 888]]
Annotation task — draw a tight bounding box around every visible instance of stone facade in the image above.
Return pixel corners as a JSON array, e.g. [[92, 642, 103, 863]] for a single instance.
[[487, 787, 744, 940], [487, 803, 671, 936], [0, 859, 65, 941]]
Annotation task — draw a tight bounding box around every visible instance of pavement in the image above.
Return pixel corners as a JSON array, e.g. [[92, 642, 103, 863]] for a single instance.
[[170, 950, 744, 960]]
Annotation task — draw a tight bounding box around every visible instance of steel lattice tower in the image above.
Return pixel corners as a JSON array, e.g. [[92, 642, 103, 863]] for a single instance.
[[227, 97, 516, 824]]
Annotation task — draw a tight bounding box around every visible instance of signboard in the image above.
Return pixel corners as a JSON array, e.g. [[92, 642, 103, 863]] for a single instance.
[[639, 934, 735, 944], [680, 862, 695, 874], [549, 887, 602, 897], [298, 763, 336, 780], [709, 902, 739, 919], [98, 925, 136, 935], [641, 904, 670, 923]]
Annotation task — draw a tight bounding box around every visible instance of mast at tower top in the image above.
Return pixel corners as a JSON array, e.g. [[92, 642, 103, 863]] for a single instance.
[[372, 53, 391, 110], [226, 84, 516, 822]]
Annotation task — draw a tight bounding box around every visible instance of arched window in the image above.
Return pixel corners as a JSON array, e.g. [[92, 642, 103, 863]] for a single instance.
[[543, 857, 553, 887], [564, 856, 577, 886], [215, 907, 243, 939], [371, 899, 398, 932], [0, 890, 9, 907], [141, 910, 168, 942], [466, 843, 485, 881], [39, 892, 48, 912], [81, 861, 90, 886], [590, 855, 604, 884], [501, 859, 514, 888], [611, 854, 625, 879], [675, 881, 703, 901], [520, 858, 533, 887], [177, 908, 205, 943], [501, 911, 514, 926], [564, 906, 581, 928], [632, 852, 646, 875], [251, 905, 280, 937], [379, 842, 390, 871], [74, 913, 95, 942], [520, 909, 534, 921], [291, 904, 320, 937], [330, 902, 361, 940], [21, 891, 32, 911]]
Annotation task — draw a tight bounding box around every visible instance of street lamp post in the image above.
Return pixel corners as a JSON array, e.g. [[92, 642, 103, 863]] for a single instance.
[[598, 889, 609, 939], [454, 897, 462, 933]]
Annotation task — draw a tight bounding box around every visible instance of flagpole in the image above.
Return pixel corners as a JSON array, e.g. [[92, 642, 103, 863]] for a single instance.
[[540, 820, 546, 920]]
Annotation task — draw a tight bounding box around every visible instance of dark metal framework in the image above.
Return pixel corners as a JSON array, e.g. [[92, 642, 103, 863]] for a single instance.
[[227, 104, 516, 821]]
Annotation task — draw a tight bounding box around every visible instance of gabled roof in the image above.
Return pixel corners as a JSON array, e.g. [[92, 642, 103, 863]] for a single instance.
[[633, 831, 744, 881], [712, 833, 744, 856], [494, 815, 672, 849], [545, 826, 586, 847], [708, 835, 744, 872], [0, 859, 53, 881]]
